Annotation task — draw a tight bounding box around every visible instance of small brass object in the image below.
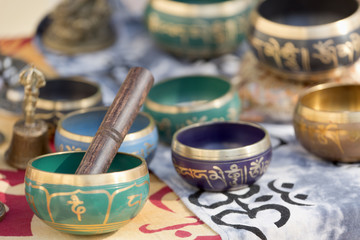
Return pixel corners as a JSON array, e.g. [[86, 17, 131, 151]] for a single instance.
[[5, 66, 50, 169]]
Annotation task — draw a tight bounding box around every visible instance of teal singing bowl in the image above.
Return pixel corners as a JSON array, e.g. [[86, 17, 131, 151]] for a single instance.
[[143, 75, 241, 143], [25, 151, 149, 235], [145, 0, 255, 59], [54, 107, 158, 165]]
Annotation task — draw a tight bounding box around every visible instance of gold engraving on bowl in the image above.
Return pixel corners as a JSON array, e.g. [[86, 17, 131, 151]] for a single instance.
[[131, 142, 154, 158], [173, 164, 219, 189], [251, 34, 360, 74], [67, 195, 86, 222], [127, 194, 143, 207], [51, 189, 110, 224], [26, 179, 149, 225], [250, 5, 360, 40], [147, 11, 247, 50], [249, 157, 270, 178], [296, 121, 344, 154], [209, 166, 227, 186], [25, 192, 39, 215], [173, 158, 271, 190], [224, 164, 247, 187], [312, 40, 338, 66], [59, 144, 82, 152]]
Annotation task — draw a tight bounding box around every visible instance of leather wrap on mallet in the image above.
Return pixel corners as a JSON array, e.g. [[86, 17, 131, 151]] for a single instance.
[[75, 67, 154, 174]]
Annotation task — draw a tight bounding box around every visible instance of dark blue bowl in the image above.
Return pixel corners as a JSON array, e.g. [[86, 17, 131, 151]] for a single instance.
[[171, 121, 272, 191], [248, 0, 360, 81]]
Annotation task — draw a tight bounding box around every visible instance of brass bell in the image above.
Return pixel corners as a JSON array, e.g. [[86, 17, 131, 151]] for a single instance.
[[5, 66, 50, 169]]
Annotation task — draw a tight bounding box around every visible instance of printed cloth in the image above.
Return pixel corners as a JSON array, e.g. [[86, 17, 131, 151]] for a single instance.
[[33, 2, 360, 240], [152, 124, 360, 240]]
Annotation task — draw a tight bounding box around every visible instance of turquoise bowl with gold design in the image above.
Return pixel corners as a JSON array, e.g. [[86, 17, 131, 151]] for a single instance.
[[54, 107, 158, 165], [248, 0, 360, 81], [293, 82, 360, 163], [171, 121, 272, 191], [143, 75, 241, 144], [25, 151, 149, 235], [145, 0, 255, 59]]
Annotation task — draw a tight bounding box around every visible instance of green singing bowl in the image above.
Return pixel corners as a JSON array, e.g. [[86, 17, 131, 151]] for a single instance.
[[143, 75, 241, 144], [145, 0, 255, 59], [25, 152, 149, 235]]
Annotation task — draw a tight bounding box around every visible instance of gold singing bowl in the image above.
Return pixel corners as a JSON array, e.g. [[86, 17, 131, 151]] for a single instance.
[[293, 83, 360, 162]]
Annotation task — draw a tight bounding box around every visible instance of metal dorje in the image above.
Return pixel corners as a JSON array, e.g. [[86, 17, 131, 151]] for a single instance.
[[5, 66, 50, 170]]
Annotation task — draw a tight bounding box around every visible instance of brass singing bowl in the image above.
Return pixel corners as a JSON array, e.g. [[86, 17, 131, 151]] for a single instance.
[[293, 83, 360, 162]]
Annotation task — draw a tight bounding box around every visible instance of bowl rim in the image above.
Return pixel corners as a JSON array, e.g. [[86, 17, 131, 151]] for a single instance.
[[250, 0, 360, 40], [171, 121, 271, 161], [148, 0, 253, 18], [294, 82, 360, 123], [56, 107, 156, 143], [144, 75, 238, 114], [25, 151, 148, 186], [37, 77, 102, 111]]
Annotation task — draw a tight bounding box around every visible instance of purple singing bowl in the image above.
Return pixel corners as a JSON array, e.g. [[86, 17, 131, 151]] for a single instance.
[[171, 121, 272, 191]]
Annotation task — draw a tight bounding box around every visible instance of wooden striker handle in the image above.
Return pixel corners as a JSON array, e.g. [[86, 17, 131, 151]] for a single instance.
[[75, 67, 154, 174]]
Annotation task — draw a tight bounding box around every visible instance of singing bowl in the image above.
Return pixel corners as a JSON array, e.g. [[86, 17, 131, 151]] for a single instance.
[[294, 83, 360, 162], [54, 108, 158, 164], [247, 0, 360, 81], [171, 121, 272, 191], [36, 77, 102, 127], [25, 151, 149, 235], [145, 0, 255, 59], [143, 75, 241, 144]]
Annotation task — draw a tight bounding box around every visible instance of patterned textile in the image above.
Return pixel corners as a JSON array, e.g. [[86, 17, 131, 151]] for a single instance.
[[152, 124, 360, 240]]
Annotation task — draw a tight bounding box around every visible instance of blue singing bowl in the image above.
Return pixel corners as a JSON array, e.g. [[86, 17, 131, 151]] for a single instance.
[[54, 107, 158, 165], [171, 121, 272, 191]]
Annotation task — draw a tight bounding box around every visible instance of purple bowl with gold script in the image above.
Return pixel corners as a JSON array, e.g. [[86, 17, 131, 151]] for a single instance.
[[171, 121, 272, 191]]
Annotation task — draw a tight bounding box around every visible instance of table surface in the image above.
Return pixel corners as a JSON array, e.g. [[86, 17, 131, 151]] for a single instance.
[[0, 39, 219, 239]]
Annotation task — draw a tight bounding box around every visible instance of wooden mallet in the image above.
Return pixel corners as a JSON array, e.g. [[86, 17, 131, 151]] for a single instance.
[[75, 67, 154, 174]]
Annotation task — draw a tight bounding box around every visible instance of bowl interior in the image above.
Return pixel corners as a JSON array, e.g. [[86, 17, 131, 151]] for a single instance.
[[39, 78, 98, 101], [176, 122, 265, 150], [258, 0, 357, 26], [31, 152, 143, 174], [300, 85, 360, 112], [62, 110, 150, 137], [148, 76, 230, 106]]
